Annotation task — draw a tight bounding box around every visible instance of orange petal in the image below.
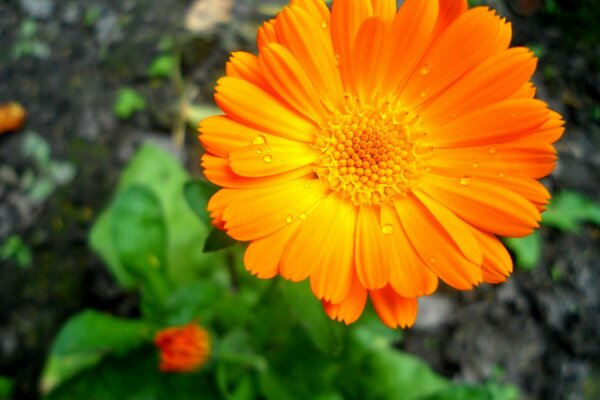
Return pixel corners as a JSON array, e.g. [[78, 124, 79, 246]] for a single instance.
[[401, 8, 511, 107], [222, 178, 327, 241], [275, 6, 345, 112], [413, 191, 482, 265], [467, 227, 513, 283], [291, 0, 330, 23], [371, 0, 396, 21], [202, 154, 314, 189], [395, 194, 482, 290], [207, 189, 248, 229], [427, 99, 550, 148], [419, 174, 541, 237], [244, 219, 303, 279], [428, 141, 557, 180], [200, 115, 302, 157], [257, 18, 278, 48], [259, 43, 328, 123], [330, 0, 374, 92], [380, 205, 438, 297], [355, 206, 391, 290], [369, 286, 418, 329], [229, 142, 319, 178], [281, 194, 356, 303], [352, 17, 391, 100], [323, 273, 367, 324], [384, 0, 439, 94], [432, 0, 468, 38], [226, 52, 273, 94], [422, 48, 537, 124], [215, 77, 316, 143]]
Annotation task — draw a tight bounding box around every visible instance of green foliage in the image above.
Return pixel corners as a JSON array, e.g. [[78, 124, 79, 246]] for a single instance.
[[20, 132, 76, 202], [506, 190, 600, 270], [147, 54, 177, 79], [203, 228, 237, 252], [0, 376, 14, 399], [113, 88, 147, 119], [0, 235, 32, 269], [11, 19, 50, 60], [45, 143, 519, 399], [40, 310, 152, 394]]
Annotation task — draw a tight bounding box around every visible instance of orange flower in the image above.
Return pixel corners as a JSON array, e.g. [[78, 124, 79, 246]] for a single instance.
[[199, 0, 563, 328], [0, 102, 26, 133], [154, 323, 210, 372]]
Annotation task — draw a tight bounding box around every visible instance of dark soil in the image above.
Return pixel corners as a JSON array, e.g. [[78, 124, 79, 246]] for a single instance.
[[1, 0, 599, 399]]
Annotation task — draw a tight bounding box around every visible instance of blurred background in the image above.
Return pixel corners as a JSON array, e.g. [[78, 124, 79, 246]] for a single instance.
[[0, 0, 599, 399]]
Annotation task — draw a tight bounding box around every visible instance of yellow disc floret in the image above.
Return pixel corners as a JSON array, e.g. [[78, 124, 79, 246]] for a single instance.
[[314, 95, 432, 206]]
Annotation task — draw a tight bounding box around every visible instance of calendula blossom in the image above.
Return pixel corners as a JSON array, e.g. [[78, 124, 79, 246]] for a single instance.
[[154, 323, 211, 372], [199, 0, 563, 328]]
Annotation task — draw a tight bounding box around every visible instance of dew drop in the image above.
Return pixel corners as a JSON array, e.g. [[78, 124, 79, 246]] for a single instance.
[[334, 54, 341, 66], [420, 63, 432, 75], [299, 213, 308, 221], [321, 19, 328, 28], [252, 135, 266, 145], [420, 90, 429, 98], [489, 147, 498, 155], [429, 257, 437, 264], [472, 162, 480, 168], [381, 224, 394, 235], [285, 215, 293, 224], [460, 176, 472, 186], [303, 183, 310, 189], [498, 172, 505, 179], [263, 155, 273, 163]]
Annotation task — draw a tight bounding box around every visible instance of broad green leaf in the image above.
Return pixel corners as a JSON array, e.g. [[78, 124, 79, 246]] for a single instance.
[[279, 280, 343, 355], [204, 228, 237, 252], [40, 310, 151, 395], [504, 232, 542, 270], [420, 383, 519, 400], [183, 179, 216, 225], [542, 191, 600, 233], [44, 347, 218, 400], [89, 143, 224, 288], [112, 185, 170, 304]]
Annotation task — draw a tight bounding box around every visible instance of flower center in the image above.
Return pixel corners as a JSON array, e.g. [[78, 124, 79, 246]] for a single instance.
[[314, 95, 432, 206]]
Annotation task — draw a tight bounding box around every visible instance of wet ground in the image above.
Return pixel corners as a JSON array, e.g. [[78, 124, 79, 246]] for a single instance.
[[1, 0, 599, 399]]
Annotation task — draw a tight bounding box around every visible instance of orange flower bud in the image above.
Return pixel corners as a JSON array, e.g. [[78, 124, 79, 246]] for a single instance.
[[0, 102, 26, 133], [154, 322, 211, 373]]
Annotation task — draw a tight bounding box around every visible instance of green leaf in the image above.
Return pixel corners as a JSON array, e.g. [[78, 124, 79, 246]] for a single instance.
[[183, 179, 217, 225], [279, 280, 343, 355], [0, 376, 14, 399], [420, 383, 519, 400], [40, 310, 151, 395], [112, 185, 171, 304], [45, 347, 219, 400], [0, 235, 32, 269], [542, 191, 600, 233], [504, 232, 542, 271], [113, 88, 147, 119], [204, 228, 237, 252], [90, 143, 224, 288], [147, 54, 177, 79]]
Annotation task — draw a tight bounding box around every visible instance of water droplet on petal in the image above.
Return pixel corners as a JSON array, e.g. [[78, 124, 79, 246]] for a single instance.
[[489, 147, 498, 155], [381, 224, 394, 235], [321, 19, 328, 28], [498, 172, 505, 179], [285, 215, 293, 224], [460, 176, 472, 186], [252, 135, 266, 145], [334, 54, 340, 67], [420, 63, 432, 75], [299, 213, 307, 220], [420, 90, 429, 98], [472, 162, 480, 168], [429, 257, 437, 264], [303, 183, 310, 189], [263, 155, 273, 163]]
